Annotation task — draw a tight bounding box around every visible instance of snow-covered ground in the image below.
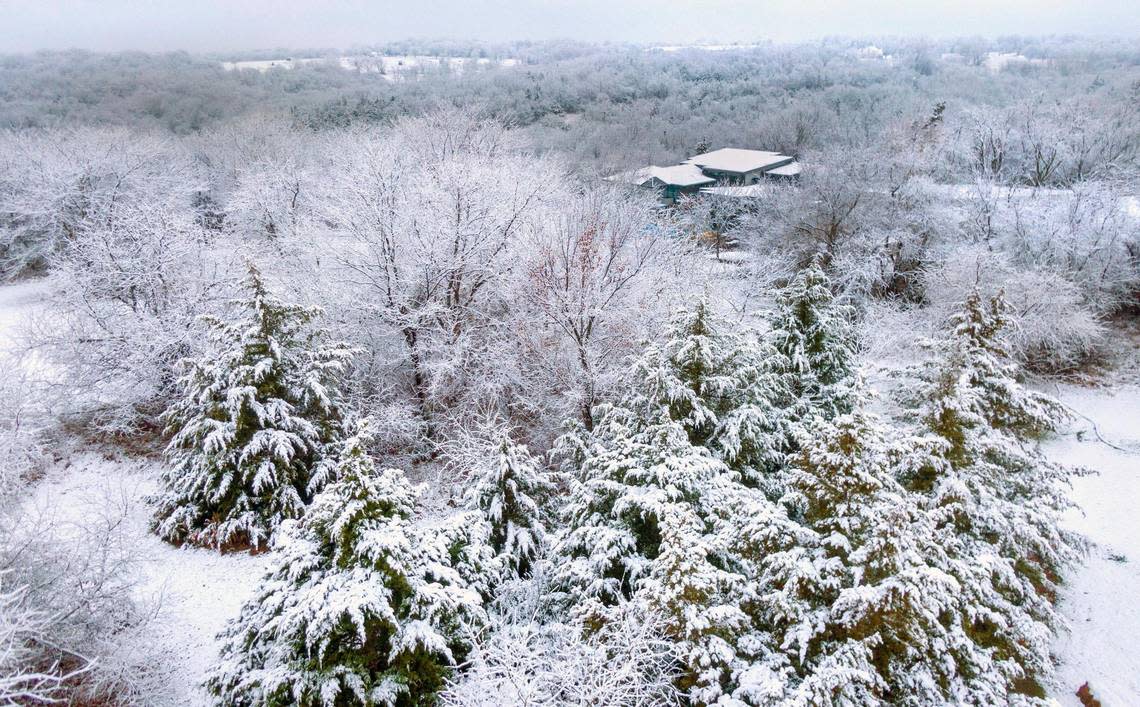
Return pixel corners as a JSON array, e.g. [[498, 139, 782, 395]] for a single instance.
[[0, 277, 60, 384], [221, 54, 519, 81], [918, 181, 1140, 223], [26, 456, 271, 704], [1046, 383, 1140, 705], [651, 43, 767, 52], [0, 277, 49, 345], [983, 51, 1050, 72]]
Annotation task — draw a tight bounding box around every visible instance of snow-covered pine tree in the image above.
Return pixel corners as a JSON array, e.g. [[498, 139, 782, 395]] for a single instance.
[[895, 288, 1082, 698], [552, 405, 724, 616], [640, 503, 749, 705], [768, 261, 858, 425], [551, 404, 754, 703], [940, 288, 1065, 440], [549, 300, 817, 704], [152, 263, 355, 549], [466, 435, 552, 579], [631, 299, 789, 487], [750, 405, 1019, 706], [207, 421, 494, 707]]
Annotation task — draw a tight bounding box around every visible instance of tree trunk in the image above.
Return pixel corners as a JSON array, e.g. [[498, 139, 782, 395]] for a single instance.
[[402, 326, 434, 440], [577, 343, 595, 431]]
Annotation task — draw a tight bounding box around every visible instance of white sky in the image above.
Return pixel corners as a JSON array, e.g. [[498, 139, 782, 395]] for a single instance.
[[1, 0, 1137, 53]]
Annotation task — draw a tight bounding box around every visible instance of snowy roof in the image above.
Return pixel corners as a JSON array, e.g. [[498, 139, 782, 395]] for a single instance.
[[605, 167, 652, 186], [685, 148, 793, 174], [766, 161, 802, 177], [700, 184, 770, 198], [650, 164, 717, 186], [607, 164, 715, 188]]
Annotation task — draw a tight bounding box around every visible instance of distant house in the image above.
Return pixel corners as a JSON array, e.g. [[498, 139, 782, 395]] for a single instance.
[[608, 147, 800, 204], [684, 148, 797, 184], [607, 164, 715, 204]]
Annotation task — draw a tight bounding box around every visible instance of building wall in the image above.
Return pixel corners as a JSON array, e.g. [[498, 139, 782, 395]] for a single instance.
[[662, 183, 706, 205]]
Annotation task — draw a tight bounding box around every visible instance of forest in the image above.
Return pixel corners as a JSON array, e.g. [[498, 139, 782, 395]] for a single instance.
[[0, 34, 1138, 706]]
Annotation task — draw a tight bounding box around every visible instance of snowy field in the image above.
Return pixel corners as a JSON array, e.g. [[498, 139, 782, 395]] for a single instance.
[[2, 277, 1137, 704], [221, 54, 519, 80], [0, 278, 48, 345]]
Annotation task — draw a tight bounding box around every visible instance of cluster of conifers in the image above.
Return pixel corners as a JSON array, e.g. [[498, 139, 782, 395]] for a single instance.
[[151, 262, 1079, 706]]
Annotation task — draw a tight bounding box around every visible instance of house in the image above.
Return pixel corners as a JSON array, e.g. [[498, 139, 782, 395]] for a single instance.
[[606, 164, 715, 204], [684, 148, 796, 184], [608, 147, 800, 204]]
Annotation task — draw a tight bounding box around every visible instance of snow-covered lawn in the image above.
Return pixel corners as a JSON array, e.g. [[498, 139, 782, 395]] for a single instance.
[[25, 454, 272, 704], [1047, 383, 1140, 705], [0, 276, 60, 383], [0, 277, 49, 346]]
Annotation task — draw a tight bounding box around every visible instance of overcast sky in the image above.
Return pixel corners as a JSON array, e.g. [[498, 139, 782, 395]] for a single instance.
[[1, 0, 1137, 53]]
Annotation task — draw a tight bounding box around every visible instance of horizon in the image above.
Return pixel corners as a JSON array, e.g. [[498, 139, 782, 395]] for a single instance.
[[2, 33, 1137, 59], [1, 0, 1137, 54]]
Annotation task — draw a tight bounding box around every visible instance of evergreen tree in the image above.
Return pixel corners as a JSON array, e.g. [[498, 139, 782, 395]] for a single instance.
[[551, 301, 807, 704], [466, 435, 553, 579], [768, 262, 858, 424], [631, 299, 790, 487], [929, 289, 1063, 441], [895, 289, 1082, 698], [641, 503, 748, 705], [551, 404, 750, 701], [206, 422, 495, 707], [153, 263, 355, 549], [750, 406, 1019, 706], [552, 406, 728, 616]]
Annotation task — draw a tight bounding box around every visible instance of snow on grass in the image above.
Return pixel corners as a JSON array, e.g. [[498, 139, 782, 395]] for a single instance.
[[0, 277, 49, 351], [0, 276, 61, 385], [917, 181, 1140, 225], [1046, 383, 1140, 706], [26, 453, 272, 705], [0, 278, 43, 322], [651, 43, 767, 52], [1, 280, 271, 704]]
